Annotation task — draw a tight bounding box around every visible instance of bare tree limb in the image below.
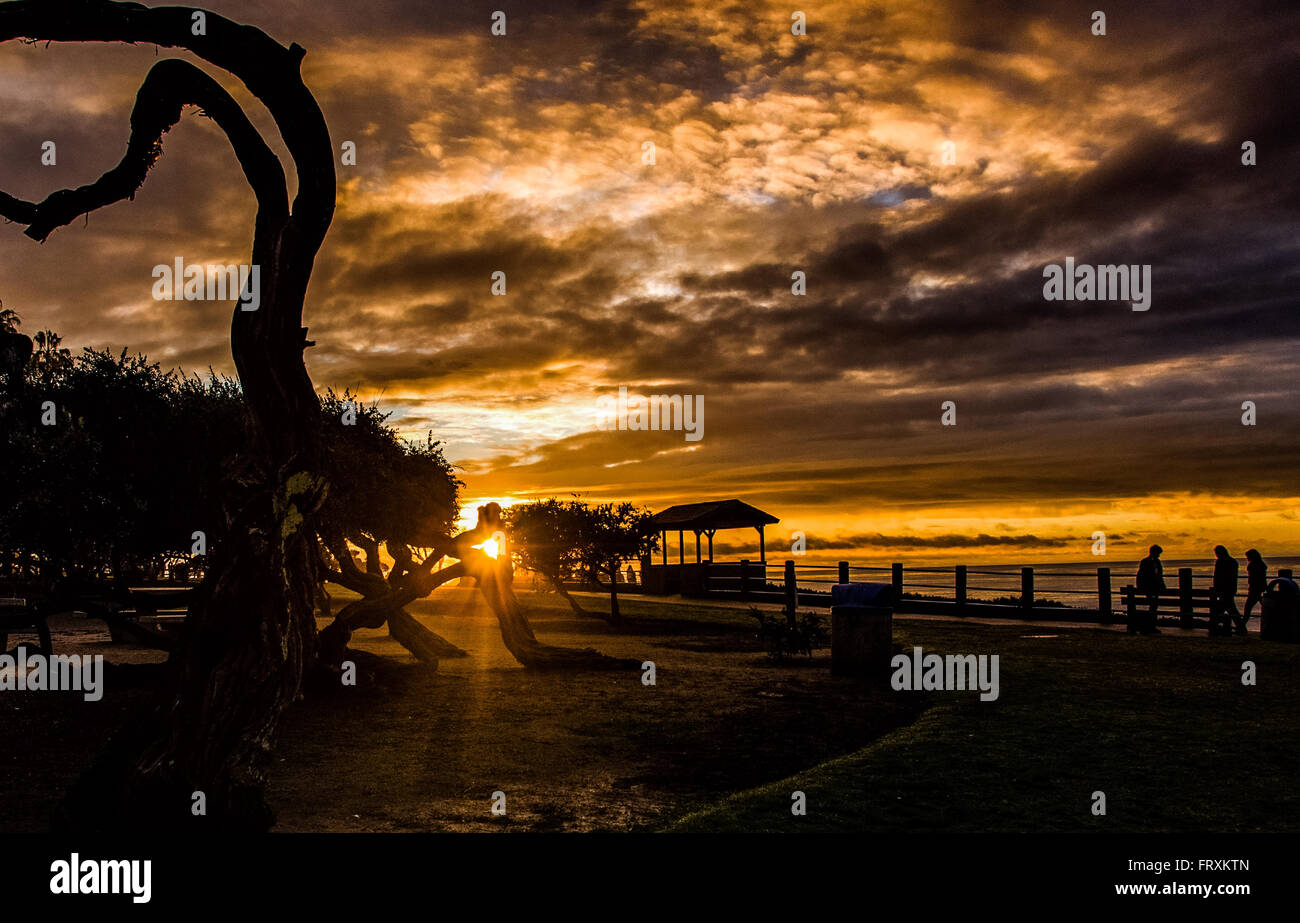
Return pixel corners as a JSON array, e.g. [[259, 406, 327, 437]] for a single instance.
[[0, 190, 35, 224], [318, 528, 386, 596], [0, 0, 334, 246], [317, 563, 471, 665], [0, 57, 286, 241], [353, 533, 383, 577], [387, 608, 468, 663]]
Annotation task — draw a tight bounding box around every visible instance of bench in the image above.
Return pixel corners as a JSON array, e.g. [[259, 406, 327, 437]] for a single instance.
[[0, 597, 53, 655], [127, 587, 194, 617], [47, 586, 193, 651], [1120, 585, 1228, 628], [100, 587, 194, 649]]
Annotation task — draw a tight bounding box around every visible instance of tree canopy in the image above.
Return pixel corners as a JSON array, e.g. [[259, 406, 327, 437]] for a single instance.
[[0, 321, 460, 588], [504, 499, 656, 622]]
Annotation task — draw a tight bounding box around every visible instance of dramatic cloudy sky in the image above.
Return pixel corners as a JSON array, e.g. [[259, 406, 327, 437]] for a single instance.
[[1, 0, 1297, 562]]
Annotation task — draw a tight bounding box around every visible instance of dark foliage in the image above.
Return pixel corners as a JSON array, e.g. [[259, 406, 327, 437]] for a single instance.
[[748, 606, 827, 661], [0, 329, 459, 588]]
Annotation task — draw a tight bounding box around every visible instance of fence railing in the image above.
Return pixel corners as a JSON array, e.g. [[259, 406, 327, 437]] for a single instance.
[[628, 559, 1295, 622]]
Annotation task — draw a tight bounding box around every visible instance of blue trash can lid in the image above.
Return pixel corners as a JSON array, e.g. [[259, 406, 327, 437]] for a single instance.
[[1266, 577, 1298, 595], [831, 582, 896, 607]]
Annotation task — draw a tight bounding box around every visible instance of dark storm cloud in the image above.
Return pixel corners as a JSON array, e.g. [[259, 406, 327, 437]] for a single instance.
[[631, 119, 1300, 396]]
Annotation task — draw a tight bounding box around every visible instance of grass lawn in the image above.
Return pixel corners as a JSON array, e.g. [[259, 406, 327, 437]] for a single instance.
[[669, 617, 1300, 832]]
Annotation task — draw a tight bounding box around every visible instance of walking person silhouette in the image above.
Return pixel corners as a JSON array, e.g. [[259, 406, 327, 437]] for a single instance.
[[1239, 549, 1267, 635], [1209, 545, 1240, 637], [1133, 545, 1165, 635]]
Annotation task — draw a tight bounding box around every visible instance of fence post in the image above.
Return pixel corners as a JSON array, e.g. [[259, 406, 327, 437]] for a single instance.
[[784, 560, 798, 616], [891, 562, 903, 597], [740, 559, 750, 600], [1124, 586, 1136, 625], [838, 560, 850, 584], [1021, 567, 1034, 611], [955, 565, 967, 611], [1097, 567, 1111, 622], [1178, 568, 1193, 627]]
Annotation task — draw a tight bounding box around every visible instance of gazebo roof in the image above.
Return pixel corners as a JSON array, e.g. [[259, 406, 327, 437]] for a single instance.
[[651, 499, 779, 532]]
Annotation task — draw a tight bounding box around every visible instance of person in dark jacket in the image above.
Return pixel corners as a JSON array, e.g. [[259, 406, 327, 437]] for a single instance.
[[1238, 548, 1267, 635], [1210, 545, 1240, 637], [1133, 544, 1165, 635]]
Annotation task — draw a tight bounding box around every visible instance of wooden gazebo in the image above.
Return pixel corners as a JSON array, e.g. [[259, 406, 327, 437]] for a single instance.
[[641, 500, 779, 595]]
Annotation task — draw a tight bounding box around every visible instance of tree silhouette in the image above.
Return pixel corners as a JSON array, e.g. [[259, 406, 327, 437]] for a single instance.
[[0, 0, 633, 830], [505, 499, 657, 624], [574, 502, 656, 624], [0, 302, 30, 395], [0, 301, 20, 333], [0, 346, 460, 591], [0, 0, 336, 830], [505, 500, 598, 618]]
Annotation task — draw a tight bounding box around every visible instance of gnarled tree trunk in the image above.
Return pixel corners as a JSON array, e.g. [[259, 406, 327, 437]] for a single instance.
[[1, 0, 335, 830]]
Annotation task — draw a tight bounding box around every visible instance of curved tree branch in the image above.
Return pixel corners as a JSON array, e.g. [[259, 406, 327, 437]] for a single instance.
[[2, 6, 630, 832], [1, 0, 337, 469], [317, 562, 471, 666], [0, 0, 333, 246], [0, 57, 286, 241], [318, 527, 387, 596], [0, 190, 35, 224]]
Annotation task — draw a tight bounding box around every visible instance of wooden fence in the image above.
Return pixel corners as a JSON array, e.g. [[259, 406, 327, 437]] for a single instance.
[[617, 560, 1295, 623]]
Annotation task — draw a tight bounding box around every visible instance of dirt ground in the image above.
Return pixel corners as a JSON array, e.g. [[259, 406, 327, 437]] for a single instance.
[[0, 612, 167, 832], [0, 589, 921, 832]]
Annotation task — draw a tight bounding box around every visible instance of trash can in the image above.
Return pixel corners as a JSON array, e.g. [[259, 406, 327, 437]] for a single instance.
[[1261, 577, 1299, 642], [830, 582, 896, 677]]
